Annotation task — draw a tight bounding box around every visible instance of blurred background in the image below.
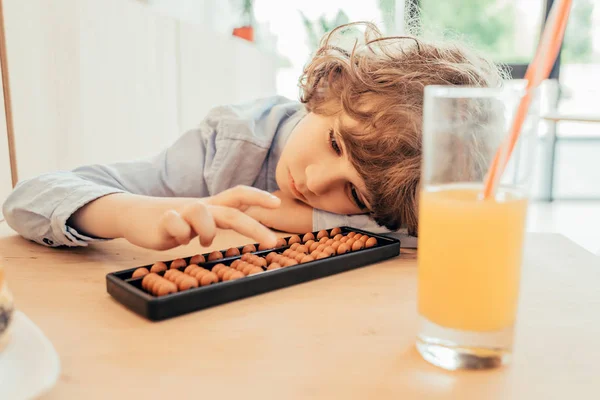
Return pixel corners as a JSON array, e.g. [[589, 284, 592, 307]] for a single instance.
[[0, 0, 599, 251]]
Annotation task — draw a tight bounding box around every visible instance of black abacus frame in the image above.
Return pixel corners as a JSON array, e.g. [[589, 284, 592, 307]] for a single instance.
[[106, 227, 400, 321]]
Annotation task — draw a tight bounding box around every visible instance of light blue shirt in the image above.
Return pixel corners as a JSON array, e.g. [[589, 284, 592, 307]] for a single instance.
[[2, 96, 416, 248]]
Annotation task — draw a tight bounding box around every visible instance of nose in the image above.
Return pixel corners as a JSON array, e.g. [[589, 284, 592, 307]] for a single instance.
[[304, 163, 344, 196]]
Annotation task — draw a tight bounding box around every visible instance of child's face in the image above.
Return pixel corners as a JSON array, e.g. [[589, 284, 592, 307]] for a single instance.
[[276, 112, 370, 215]]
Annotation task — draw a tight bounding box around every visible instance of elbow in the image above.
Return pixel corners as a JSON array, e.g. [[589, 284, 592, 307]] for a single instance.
[[2, 182, 45, 240], [2, 188, 20, 229]]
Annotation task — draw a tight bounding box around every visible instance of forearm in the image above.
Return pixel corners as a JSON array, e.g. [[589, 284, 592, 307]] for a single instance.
[[245, 200, 313, 233], [68, 193, 192, 239]]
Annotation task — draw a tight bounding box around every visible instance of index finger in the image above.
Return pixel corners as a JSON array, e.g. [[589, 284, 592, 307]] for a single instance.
[[206, 186, 281, 210], [209, 205, 278, 248]]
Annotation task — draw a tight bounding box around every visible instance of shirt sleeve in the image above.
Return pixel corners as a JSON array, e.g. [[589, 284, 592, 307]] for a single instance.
[[2, 125, 212, 247], [2, 95, 294, 248]]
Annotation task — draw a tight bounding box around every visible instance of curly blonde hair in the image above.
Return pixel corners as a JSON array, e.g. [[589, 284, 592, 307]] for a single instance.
[[299, 22, 505, 235]]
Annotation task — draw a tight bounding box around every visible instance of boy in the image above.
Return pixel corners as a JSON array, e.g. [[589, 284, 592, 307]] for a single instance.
[[2, 23, 504, 250]]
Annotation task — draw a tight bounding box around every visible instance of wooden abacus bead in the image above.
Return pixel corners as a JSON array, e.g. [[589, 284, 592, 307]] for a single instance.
[[304, 240, 316, 250], [248, 266, 263, 275], [365, 237, 377, 248], [170, 258, 187, 269], [190, 254, 206, 264], [316, 230, 329, 240], [290, 243, 300, 251], [346, 238, 356, 248], [352, 240, 365, 251], [317, 230, 328, 239], [347, 232, 357, 238], [150, 262, 167, 273], [143, 273, 177, 296], [330, 227, 342, 236], [177, 272, 200, 291], [232, 261, 245, 271], [184, 264, 198, 275], [216, 266, 229, 280], [316, 252, 329, 260], [283, 259, 298, 267], [223, 268, 239, 281], [282, 249, 293, 257], [163, 269, 176, 279], [359, 235, 369, 243], [241, 253, 253, 262], [165, 270, 198, 291], [155, 280, 178, 297], [296, 245, 309, 254], [325, 239, 334, 246], [267, 263, 282, 271], [225, 247, 241, 257], [186, 265, 209, 280], [258, 242, 272, 251], [322, 246, 335, 257], [221, 269, 234, 281], [331, 242, 342, 252], [337, 243, 351, 255], [276, 238, 288, 248], [316, 244, 327, 253], [271, 254, 283, 264], [200, 272, 218, 286], [287, 235, 301, 245], [353, 234, 363, 242], [309, 242, 320, 253], [242, 264, 255, 275], [208, 251, 223, 261], [212, 263, 227, 275], [333, 234, 343, 241], [294, 253, 305, 262], [302, 232, 315, 243], [132, 267, 149, 279], [242, 244, 256, 254], [167, 269, 185, 283], [340, 236, 349, 243], [300, 255, 315, 264], [143, 272, 160, 288], [230, 259, 242, 270], [147, 276, 163, 294], [256, 257, 268, 268], [142, 273, 158, 291], [194, 270, 211, 281], [266, 252, 278, 264], [228, 271, 245, 281], [319, 237, 329, 244]]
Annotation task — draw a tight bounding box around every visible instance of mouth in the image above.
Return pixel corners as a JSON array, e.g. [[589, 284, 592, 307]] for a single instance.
[[288, 170, 307, 202]]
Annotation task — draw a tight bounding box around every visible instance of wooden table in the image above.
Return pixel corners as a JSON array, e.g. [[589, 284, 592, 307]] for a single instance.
[[1, 222, 599, 399]]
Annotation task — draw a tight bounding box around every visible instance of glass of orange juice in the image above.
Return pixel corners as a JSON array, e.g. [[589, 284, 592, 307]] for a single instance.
[[416, 82, 540, 370]]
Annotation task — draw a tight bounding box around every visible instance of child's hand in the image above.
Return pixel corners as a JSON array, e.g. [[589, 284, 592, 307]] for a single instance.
[[70, 186, 281, 250], [244, 190, 313, 233]]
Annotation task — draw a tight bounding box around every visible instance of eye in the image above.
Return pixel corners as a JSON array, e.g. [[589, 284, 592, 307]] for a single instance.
[[328, 129, 342, 156], [351, 185, 367, 210]]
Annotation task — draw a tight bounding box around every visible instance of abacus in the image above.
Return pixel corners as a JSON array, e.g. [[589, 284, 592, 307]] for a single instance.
[[106, 227, 400, 320]]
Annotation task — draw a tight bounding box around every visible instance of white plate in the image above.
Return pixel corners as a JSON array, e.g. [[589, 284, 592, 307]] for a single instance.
[[0, 311, 61, 400]]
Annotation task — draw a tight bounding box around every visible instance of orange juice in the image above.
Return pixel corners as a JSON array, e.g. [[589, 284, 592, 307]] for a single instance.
[[418, 185, 527, 332]]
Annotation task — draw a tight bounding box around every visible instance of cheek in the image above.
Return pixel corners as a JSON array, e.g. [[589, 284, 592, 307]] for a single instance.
[[281, 128, 318, 168]]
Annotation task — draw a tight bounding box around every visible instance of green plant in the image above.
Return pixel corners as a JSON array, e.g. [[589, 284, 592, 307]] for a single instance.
[[300, 10, 350, 51], [562, 0, 595, 63], [230, 0, 254, 26]]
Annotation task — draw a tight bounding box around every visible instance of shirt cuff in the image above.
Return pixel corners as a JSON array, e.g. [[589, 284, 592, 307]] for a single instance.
[[49, 186, 125, 247]]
